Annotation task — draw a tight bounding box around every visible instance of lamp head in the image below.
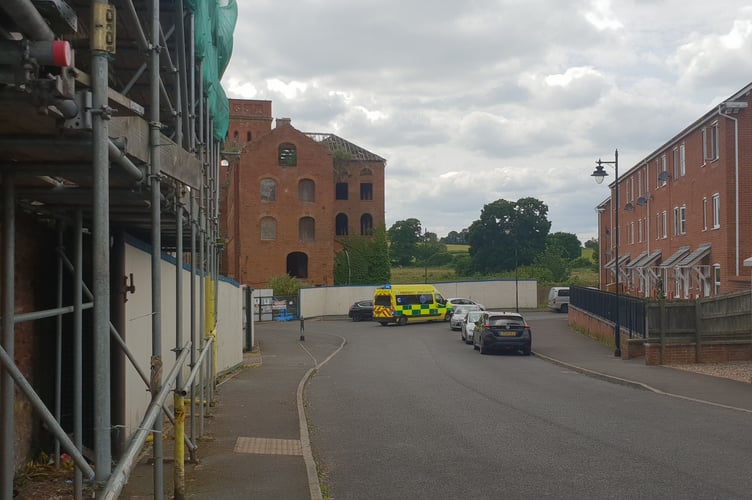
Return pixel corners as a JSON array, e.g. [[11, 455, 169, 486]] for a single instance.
[[591, 163, 608, 184]]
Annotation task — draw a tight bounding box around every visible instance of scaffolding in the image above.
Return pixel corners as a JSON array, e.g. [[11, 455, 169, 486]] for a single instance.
[[0, 1, 236, 498]]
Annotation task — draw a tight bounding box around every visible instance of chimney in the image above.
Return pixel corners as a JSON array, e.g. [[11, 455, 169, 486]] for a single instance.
[[275, 117, 291, 128]]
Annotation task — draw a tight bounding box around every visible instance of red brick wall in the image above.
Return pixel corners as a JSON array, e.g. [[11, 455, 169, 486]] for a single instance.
[[0, 212, 57, 468], [597, 95, 752, 298], [644, 342, 752, 365], [234, 120, 336, 287], [224, 100, 387, 289], [334, 160, 386, 236]]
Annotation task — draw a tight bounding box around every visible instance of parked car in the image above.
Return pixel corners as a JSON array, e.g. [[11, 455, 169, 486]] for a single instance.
[[449, 304, 481, 330], [547, 286, 570, 313], [348, 300, 374, 321], [472, 311, 532, 355], [461, 310, 484, 344], [446, 297, 485, 317]]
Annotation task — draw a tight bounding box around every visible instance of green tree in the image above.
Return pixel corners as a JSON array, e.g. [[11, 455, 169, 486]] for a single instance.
[[334, 226, 391, 285], [467, 197, 551, 273], [387, 218, 422, 266], [546, 232, 582, 261], [268, 274, 305, 296]]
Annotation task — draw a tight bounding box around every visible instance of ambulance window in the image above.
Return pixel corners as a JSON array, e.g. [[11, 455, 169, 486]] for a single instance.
[[435, 294, 446, 305], [336, 183, 348, 200]]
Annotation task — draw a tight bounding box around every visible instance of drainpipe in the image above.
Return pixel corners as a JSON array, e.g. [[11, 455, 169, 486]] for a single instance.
[[718, 104, 741, 276]]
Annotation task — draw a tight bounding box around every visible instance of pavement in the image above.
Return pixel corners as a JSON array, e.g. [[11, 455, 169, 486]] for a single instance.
[[121, 313, 752, 499]]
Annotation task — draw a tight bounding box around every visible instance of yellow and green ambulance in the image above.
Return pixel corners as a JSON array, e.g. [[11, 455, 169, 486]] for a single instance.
[[373, 284, 452, 326]]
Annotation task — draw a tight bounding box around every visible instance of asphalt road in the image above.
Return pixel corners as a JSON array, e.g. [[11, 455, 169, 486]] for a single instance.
[[305, 312, 752, 500]]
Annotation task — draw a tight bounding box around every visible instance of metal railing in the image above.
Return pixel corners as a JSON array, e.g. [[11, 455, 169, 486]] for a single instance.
[[570, 286, 647, 338]]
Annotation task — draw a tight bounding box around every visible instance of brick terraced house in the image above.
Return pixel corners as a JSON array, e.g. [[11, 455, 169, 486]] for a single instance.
[[222, 99, 386, 288], [596, 82, 752, 299]]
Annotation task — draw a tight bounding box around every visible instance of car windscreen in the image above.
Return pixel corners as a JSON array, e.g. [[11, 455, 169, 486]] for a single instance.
[[487, 316, 525, 328], [466, 312, 483, 322]]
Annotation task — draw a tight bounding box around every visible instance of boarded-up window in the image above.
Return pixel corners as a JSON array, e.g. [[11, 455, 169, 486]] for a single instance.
[[299, 217, 315, 241], [261, 217, 276, 240], [299, 179, 315, 202], [260, 178, 276, 201]]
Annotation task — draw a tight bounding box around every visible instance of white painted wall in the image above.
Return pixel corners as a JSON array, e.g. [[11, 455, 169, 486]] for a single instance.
[[122, 242, 243, 437], [299, 280, 538, 318]]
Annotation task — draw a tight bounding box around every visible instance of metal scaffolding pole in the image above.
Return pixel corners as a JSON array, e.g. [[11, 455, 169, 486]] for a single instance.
[[73, 210, 84, 500], [189, 192, 198, 462], [1, 173, 15, 500], [54, 222, 63, 468], [174, 196, 186, 499], [91, 0, 112, 481], [149, 0, 164, 497]]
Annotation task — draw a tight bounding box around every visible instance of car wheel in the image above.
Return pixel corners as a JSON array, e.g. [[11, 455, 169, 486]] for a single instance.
[[561, 304, 568, 313], [522, 347, 531, 356], [378, 321, 388, 327], [398, 316, 407, 326], [473, 337, 479, 350], [353, 314, 361, 322], [479, 342, 488, 355]]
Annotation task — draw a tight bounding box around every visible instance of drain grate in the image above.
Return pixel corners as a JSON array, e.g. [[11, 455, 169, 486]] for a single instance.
[[233, 437, 302, 456]]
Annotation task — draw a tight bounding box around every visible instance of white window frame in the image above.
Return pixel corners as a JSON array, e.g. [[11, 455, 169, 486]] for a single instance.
[[661, 211, 667, 239], [703, 123, 719, 162], [712, 193, 720, 229], [673, 207, 679, 236], [702, 197, 708, 231], [630, 221, 635, 244], [679, 205, 686, 235], [638, 218, 643, 243], [713, 264, 721, 295], [679, 143, 686, 176], [673, 146, 679, 179]]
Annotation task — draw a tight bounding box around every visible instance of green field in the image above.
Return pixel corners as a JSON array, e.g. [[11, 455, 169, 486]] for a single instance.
[[389, 245, 598, 286]]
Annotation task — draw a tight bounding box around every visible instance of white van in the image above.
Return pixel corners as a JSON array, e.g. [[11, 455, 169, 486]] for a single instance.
[[547, 287, 570, 313]]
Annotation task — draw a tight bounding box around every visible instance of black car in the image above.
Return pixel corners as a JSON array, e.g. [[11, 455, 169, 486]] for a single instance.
[[472, 311, 532, 355], [348, 300, 374, 321]]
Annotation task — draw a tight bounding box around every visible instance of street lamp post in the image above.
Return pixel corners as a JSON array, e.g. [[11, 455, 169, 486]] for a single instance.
[[504, 228, 519, 313], [591, 149, 621, 357]]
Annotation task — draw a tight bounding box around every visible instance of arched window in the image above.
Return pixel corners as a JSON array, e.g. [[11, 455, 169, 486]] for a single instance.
[[260, 178, 276, 201], [299, 179, 315, 202], [287, 252, 308, 279], [247, 131, 252, 142], [233, 130, 239, 139], [360, 167, 372, 176], [336, 213, 349, 236], [278, 143, 297, 166], [260, 217, 276, 240], [299, 217, 315, 241], [360, 214, 373, 236]]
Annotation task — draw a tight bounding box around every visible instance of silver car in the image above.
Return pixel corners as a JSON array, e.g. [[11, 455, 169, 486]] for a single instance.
[[461, 310, 484, 344], [449, 305, 481, 331]]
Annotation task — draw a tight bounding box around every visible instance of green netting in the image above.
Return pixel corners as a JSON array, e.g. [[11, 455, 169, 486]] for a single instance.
[[187, 0, 237, 141]]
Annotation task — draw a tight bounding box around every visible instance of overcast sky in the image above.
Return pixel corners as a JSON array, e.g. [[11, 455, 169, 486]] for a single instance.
[[222, 0, 752, 244]]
